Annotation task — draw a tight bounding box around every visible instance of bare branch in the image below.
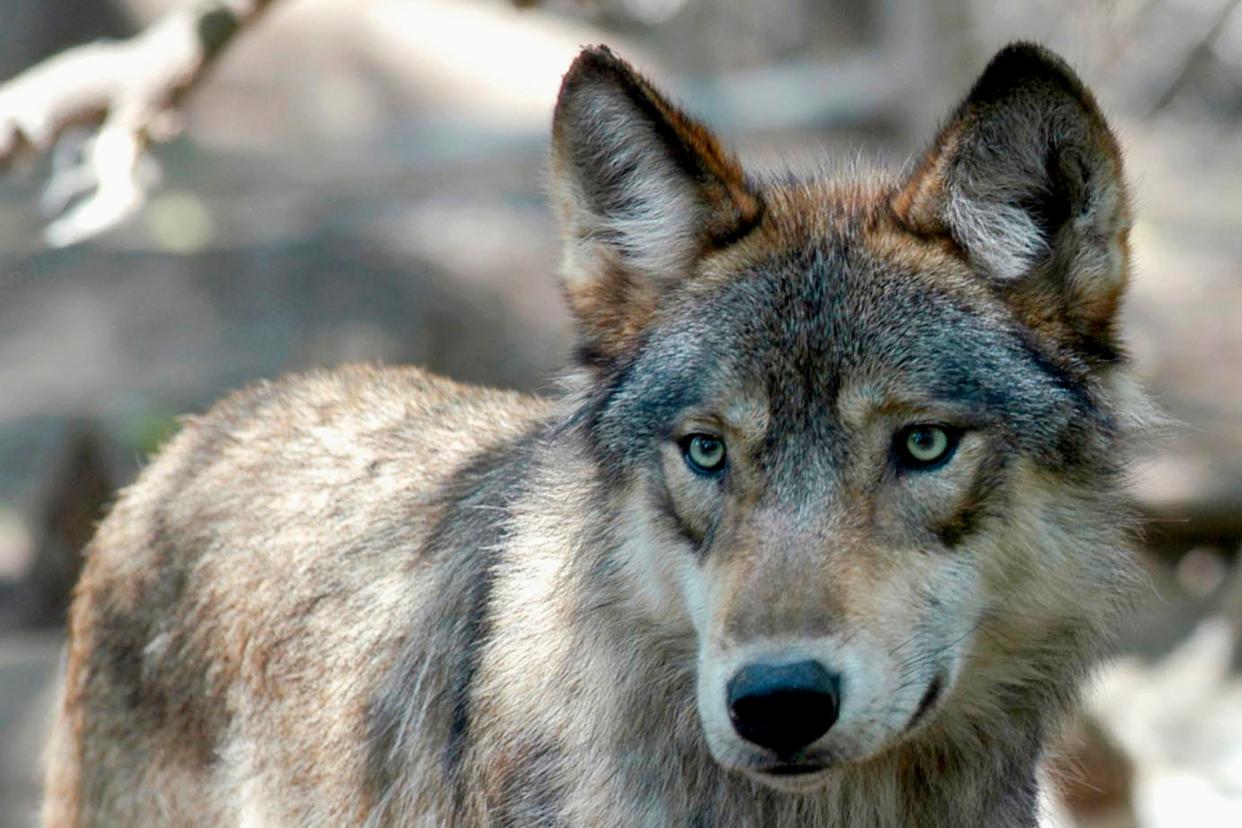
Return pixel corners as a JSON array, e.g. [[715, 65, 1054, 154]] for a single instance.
[[0, 0, 279, 246]]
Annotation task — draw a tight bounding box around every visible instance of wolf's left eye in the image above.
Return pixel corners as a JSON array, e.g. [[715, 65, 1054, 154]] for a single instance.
[[681, 434, 727, 475], [894, 425, 960, 471]]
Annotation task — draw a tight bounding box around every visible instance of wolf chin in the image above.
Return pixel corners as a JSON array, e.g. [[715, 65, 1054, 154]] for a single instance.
[[45, 43, 1149, 827]]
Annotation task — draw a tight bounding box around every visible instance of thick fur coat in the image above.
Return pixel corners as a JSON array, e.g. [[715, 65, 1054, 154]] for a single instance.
[[44, 43, 1148, 827]]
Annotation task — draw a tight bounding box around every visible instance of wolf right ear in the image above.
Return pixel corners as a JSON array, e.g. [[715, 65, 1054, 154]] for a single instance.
[[891, 43, 1131, 359], [551, 47, 763, 365]]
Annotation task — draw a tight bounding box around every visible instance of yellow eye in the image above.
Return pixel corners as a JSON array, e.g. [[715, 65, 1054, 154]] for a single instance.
[[897, 425, 958, 470], [683, 434, 726, 474]]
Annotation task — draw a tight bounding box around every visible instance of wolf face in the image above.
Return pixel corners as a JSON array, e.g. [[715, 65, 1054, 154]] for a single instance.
[[552, 45, 1140, 791]]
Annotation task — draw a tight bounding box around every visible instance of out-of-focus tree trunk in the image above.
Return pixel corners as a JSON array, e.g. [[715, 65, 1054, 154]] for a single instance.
[[20, 426, 114, 628]]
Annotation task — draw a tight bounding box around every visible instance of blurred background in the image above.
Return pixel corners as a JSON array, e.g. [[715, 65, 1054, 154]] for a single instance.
[[0, 0, 1240, 825]]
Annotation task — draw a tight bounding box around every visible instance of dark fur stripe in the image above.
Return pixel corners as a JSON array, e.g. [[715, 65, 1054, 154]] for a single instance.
[[934, 451, 1010, 548], [364, 426, 544, 816], [648, 464, 709, 553]]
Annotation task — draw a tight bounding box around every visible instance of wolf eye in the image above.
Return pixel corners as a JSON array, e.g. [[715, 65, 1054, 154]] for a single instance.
[[895, 425, 960, 471], [681, 434, 727, 475]]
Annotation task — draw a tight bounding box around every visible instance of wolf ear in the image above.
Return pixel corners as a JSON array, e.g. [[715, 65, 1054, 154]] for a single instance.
[[891, 43, 1131, 358], [551, 46, 762, 363]]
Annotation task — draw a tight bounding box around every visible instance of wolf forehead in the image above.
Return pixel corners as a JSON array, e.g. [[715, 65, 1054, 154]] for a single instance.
[[585, 186, 1108, 472]]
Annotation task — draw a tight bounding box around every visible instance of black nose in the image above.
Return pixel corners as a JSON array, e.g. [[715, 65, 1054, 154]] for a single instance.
[[726, 660, 840, 755]]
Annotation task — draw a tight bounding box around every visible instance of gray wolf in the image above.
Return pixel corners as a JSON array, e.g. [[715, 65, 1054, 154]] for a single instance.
[[43, 42, 1148, 826]]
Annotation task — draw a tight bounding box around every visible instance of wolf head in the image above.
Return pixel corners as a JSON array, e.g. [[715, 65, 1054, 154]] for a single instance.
[[550, 44, 1143, 791]]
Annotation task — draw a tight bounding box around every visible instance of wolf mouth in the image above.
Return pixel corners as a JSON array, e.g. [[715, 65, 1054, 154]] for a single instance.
[[763, 764, 827, 777], [748, 762, 835, 792]]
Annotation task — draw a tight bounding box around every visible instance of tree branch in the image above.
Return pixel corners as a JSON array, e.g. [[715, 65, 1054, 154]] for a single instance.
[[0, 0, 279, 246]]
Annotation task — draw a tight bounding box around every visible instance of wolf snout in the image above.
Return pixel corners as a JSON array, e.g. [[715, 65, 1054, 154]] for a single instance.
[[726, 660, 841, 755]]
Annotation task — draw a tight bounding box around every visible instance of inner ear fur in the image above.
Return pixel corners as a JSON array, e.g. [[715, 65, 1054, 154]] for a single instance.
[[551, 46, 763, 364], [891, 42, 1131, 361]]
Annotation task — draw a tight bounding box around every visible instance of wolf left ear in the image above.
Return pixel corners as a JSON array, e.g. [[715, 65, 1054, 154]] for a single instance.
[[891, 43, 1131, 359], [551, 47, 763, 364]]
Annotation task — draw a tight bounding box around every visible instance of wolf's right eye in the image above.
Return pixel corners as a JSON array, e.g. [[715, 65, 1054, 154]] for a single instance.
[[681, 434, 727, 475]]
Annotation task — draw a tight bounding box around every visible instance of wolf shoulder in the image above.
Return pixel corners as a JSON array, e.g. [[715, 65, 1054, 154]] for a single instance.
[[48, 365, 548, 826], [87, 363, 552, 609]]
